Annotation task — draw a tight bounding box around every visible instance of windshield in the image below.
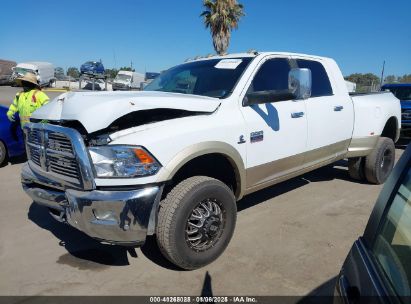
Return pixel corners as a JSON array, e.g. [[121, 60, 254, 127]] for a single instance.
[[386, 86, 411, 100], [14, 67, 36, 76], [115, 74, 131, 81], [144, 57, 253, 98]]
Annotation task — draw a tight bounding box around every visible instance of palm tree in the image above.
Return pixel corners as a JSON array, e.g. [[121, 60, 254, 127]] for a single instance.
[[201, 0, 245, 55]]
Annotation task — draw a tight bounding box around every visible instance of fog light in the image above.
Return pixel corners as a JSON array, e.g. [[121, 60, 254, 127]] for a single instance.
[[92, 209, 117, 222]]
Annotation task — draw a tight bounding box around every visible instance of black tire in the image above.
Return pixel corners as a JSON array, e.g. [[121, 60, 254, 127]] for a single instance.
[[0, 141, 7, 166], [348, 157, 365, 181], [364, 137, 395, 184], [156, 176, 237, 270]]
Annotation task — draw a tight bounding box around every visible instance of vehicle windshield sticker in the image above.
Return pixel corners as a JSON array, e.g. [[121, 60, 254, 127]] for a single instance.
[[214, 59, 243, 70]]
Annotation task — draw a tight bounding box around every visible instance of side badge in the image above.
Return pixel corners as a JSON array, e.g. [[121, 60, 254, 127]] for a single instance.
[[238, 135, 246, 144], [250, 131, 264, 143]]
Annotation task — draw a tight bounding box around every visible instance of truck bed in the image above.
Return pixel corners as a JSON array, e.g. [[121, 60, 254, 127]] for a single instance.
[[349, 91, 390, 97], [350, 91, 401, 144]]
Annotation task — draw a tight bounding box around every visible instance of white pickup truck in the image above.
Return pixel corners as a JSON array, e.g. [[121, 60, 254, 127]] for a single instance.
[[21, 52, 401, 270]]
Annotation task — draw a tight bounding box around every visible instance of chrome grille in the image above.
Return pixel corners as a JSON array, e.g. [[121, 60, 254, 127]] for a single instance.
[[26, 127, 80, 184], [48, 132, 74, 154], [28, 145, 41, 167], [27, 129, 42, 146], [48, 155, 79, 179], [24, 123, 94, 190], [402, 109, 411, 120]]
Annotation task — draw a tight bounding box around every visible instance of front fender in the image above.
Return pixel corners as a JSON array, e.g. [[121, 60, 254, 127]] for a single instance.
[[157, 141, 246, 200]]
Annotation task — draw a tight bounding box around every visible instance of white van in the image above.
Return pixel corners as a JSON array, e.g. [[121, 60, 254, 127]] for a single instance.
[[12, 62, 55, 87], [112, 70, 145, 91]]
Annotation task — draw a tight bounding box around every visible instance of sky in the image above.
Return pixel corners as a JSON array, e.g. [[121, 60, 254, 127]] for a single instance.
[[1, 0, 410, 77]]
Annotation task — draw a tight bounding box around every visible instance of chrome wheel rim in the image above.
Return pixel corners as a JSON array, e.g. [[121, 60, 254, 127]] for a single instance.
[[185, 198, 225, 252]]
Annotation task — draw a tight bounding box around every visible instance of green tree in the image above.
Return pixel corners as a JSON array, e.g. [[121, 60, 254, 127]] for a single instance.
[[201, 0, 245, 55], [345, 73, 380, 92], [398, 74, 411, 83], [384, 75, 397, 83], [66, 67, 80, 79], [105, 68, 118, 80]]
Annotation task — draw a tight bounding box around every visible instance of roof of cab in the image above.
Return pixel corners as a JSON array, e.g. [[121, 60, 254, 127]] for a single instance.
[[187, 51, 332, 62]]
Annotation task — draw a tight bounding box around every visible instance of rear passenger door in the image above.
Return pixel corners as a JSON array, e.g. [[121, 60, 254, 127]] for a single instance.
[[293, 57, 353, 166]]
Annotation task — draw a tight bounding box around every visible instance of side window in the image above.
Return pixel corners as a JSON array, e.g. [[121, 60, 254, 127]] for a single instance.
[[372, 167, 411, 297], [249, 58, 291, 93], [296, 59, 333, 97]]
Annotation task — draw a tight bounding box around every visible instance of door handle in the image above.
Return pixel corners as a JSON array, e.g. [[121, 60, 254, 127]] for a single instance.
[[334, 105, 344, 111], [291, 112, 304, 118]]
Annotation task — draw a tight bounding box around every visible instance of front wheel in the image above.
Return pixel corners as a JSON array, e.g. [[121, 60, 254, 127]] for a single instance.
[[364, 137, 395, 184], [156, 176, 237, 270]]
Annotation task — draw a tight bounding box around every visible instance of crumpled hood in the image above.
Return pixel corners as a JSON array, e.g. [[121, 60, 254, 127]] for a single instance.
[[31, 91, 221, 133]]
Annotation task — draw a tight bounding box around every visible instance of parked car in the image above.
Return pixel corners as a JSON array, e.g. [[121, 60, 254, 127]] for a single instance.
[[335, 143, 411, 302], [382, 83, 411, 142], [22, 52, 401, 270], [80, 61, 105, 76], [12, 62, 55, 87], [0, 105, 25, 166], [0, 59, 16, 85], [112, 70, 145, 91]]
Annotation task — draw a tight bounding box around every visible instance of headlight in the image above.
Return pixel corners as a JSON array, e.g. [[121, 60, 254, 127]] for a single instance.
[[88, 146, 161, 178]]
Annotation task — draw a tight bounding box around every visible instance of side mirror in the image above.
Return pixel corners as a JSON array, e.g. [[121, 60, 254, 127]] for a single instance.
[[289, 68, 311, 100], [244, 90, 296, 106], [243, 68, 312, 106]]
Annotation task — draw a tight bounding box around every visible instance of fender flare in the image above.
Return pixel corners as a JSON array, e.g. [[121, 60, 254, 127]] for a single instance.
[[156, 141, 246, 199]]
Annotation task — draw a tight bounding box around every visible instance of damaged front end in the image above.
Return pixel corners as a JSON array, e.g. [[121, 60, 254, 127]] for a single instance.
[[21, 121, 166, 246], [32, 107, 212, 146], [23, 91, 219, 245]]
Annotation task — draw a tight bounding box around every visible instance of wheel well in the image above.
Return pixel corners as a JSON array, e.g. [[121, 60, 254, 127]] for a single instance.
[[163, 153, 239, 199], [0, 139, 9, 166], [381, 116, 398, 142]]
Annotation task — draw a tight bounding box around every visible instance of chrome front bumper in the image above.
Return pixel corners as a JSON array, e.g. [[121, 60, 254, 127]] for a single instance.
[[21, 163, 162, 246]]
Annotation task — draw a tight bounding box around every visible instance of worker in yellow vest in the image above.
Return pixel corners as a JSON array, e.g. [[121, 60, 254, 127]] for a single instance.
[[7, 72, 49, 127]]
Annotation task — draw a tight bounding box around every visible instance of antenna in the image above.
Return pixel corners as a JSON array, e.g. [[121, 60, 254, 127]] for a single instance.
[[380, 60, 385, 88]]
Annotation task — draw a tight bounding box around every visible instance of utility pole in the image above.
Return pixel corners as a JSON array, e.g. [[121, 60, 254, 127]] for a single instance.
[[131, 60, 133, 70], [380, 60, 385, 89], [113, 49, 117, 70]]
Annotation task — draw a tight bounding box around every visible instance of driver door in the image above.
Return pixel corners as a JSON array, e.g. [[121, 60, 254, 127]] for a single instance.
[[240, 56, 308, 191]]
